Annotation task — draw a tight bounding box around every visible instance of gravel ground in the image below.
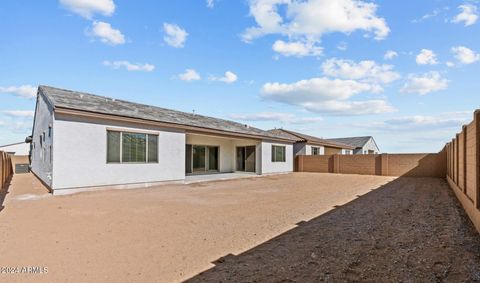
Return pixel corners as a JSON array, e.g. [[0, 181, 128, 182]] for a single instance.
[[0, 173, 479, 282], [188, 177, 480, 282]]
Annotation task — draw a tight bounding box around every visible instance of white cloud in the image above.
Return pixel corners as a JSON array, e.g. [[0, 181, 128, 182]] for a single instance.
[[2, 110, 35, 118], [242, 0, 390, 54], [103, 60, 155, 72], [262, 77, 374, 102], [0, 85, 37, 99], [411, 7, 447, 23], [230, 112, 323, 124], [384, 50, 398, 60], [337, 42, 348, 51], [210, 71, 238, 83], [272, 40, 323, 57], [206, 0, 215, 8], [178, 69, 201, 81], [446, 61, 455, 67], [261, 77, 395, 115], [89, 21, 125, 45], [385, 112, 470, 130], [59, 0, 115, 19], [401, 71, 448, 95], [416, 49, 438, 65], [451, 46, 480, 64], [303, 99, 395, 115], [321, 58, 400, 86], [452, 4, 478, 26], [163, 23, 188, 48]]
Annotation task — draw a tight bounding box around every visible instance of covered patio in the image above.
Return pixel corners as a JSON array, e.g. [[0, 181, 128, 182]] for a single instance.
[[185, 133, 261, 176]]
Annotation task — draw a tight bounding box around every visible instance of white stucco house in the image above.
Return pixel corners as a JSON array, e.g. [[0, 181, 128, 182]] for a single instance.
[[268, 129, 355, 156], [326, 136, 380, 155], [30, 86, 296, 195]]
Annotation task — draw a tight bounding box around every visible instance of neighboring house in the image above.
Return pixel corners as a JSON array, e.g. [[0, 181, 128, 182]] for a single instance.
[[268, 129, 355, 156], [326, 136, 380, 155], [0, 142, 29, 156], [30, 86, 296, 194]]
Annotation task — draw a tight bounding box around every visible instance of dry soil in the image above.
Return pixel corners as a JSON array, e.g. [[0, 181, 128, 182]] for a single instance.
[[0, 173, 479, 282]]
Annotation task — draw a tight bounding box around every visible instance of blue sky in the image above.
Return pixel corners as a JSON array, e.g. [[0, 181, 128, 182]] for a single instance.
[[1, 0, 479, 152]]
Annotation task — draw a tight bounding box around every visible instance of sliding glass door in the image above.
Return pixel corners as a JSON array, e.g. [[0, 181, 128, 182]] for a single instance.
[[192, 146, 206, 172], [187, 145, 219, 173], [236, 146, 256, 173]]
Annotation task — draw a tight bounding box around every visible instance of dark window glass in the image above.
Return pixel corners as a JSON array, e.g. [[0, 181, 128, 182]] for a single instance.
[[147, 134, 158, 163], [122, 132, 146, 163], [107, 131, 121, 163], [272, 145, 286, 162]]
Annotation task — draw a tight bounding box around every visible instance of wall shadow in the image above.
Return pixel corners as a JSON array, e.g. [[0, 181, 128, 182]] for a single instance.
[[186, 176, 480, 282], [0, 176, 12, 213]]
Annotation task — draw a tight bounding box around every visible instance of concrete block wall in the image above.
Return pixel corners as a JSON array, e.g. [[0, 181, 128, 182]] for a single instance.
[[445, 110, 480, 233], [296, 153, 445, 178], [337, 155, 379, 175], [0, 151, 13, 189]]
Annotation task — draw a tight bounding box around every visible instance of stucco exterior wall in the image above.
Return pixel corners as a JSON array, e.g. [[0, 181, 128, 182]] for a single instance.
[[31, 94, 54, 187], [260, 141, 293, 174], [52, 114, 186, 191]]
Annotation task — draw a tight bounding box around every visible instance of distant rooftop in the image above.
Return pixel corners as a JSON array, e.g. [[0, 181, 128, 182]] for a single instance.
[[38, 85, 296, 142], [267, 129, 355, 149], [326, 136, 374, 149]]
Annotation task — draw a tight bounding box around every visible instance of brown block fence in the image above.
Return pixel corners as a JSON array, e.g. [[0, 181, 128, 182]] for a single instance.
[[296, 152, 446, 178], [0, 151, 13, 189], [445, 110, 480, 233]]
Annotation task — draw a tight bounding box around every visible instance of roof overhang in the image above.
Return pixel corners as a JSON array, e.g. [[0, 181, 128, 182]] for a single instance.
[[54, 107, 295, 143], [308, 141, 356, 149]]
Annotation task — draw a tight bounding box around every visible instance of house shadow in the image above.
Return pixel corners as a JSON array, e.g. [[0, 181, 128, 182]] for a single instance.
[[0, 176, 12, 213], [186, 162, 480, 282]]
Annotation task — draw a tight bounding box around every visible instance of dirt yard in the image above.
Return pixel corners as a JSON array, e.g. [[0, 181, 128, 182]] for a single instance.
[[0, 173, 479, 282]]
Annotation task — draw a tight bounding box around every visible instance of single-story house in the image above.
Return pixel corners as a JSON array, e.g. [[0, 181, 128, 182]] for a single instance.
[[30, 86, 296, 195], [267, 129, 355, 156], [326, 136, 380, 154], [0, 142, 30, 156]]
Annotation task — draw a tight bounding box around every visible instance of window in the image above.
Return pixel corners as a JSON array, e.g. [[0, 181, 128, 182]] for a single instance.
[[39, 135, 43, 160], [48, 126, 52, 138], [107, 130, 158, 163], [344, 150, 352, 155], [271, 145, 286, 162], [312, 147, 322, 155]]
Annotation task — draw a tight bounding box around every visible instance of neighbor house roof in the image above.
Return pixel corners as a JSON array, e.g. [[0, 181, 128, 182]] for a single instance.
[[326, 136, 376, 149], [38, 86, 296, 142], [267, 129, 355, 149]]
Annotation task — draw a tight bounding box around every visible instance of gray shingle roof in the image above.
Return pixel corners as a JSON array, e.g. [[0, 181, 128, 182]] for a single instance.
[[267, 129, 355, 149], [38, 85, 295, 142], [326, 136, 373, 148]]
